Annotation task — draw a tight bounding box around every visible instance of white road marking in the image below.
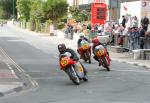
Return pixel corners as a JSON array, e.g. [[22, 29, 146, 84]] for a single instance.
[[6, 62, 18, 79], [0, 47, 39, 87], [113, 69, 150, 74]]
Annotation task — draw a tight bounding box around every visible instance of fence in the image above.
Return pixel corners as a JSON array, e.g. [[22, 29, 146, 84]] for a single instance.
[[86, 31, 150, 50], [111, 32, 150, 50]]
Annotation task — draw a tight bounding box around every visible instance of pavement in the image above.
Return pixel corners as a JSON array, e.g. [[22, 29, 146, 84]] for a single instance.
[[0, 21, 149, 97], [0, 48, 24, 97]]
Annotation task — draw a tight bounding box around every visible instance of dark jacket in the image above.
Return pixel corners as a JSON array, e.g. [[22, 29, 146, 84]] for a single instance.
[[141, 17, 149, 25], [139, 28, 145, 37], [77, 37, 90, 48], [59, 48, 79, 61], [122, 18, 126, 28]]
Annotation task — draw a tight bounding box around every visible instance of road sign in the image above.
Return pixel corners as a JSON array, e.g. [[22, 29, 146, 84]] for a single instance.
[[91, 3, 107, 27]]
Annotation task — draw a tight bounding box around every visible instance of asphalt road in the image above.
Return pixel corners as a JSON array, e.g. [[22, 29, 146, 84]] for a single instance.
[[0, 25, 150, 103]]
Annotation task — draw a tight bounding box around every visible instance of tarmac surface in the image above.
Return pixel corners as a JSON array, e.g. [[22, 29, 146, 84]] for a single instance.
[[0, 47, 23, 97], [0, 22, 149, 97]]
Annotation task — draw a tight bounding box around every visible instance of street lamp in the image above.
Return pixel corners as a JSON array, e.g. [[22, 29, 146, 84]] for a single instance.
[[13, 0, 14, 20], [109, 0, 112, 21]]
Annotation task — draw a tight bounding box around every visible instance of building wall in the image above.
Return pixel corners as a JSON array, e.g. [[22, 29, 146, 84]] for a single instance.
[[120, 0, 150, 28], [67, 0, 73, 6]]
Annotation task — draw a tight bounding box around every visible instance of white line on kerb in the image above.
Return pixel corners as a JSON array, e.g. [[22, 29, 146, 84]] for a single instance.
[[6, 62, 18, 79], [0, 47, 39, 87]]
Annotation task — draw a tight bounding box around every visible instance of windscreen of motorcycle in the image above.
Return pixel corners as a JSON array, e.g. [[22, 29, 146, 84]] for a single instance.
[[81, 40, 89, 49], [94, 45, 105, 55], [95, 45, 104, 50], [81, 40, 88, 45], [63, 52, 72, 57]]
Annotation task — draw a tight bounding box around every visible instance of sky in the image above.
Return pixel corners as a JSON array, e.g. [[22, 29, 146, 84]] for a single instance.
[[67, 0, 73, 6]]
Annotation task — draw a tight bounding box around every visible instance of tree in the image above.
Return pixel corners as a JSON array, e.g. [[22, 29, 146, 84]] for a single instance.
[[0, 0, 17, 19], [0, 7, 6, 19], [43, 0, 68, 28], [29, 0, 45, 31], [69, 7, 89, 22], [30, 0, 44, 22], [16, 0, 31, 21]]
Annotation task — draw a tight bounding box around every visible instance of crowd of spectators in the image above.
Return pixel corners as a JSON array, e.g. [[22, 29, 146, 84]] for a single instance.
[[63, 15, 150, 51]]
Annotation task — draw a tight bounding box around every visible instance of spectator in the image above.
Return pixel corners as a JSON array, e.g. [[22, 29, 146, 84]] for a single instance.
[[98, 24, 104, 34], [67, 24, 74, 39], [126, 27, 132, 49], [134, 27, 140, 49], [129, 28, 136, 50], [87, 24, 91, 30], [94, 24, 98, 32], [139, 24, 145, 49], [121, 15, 126, 28], [144, 31, 150, 49], [111, 23, 119, 45], [131, 16, 138, 28], [117, 24, 125, 46], [141, 16, 149, 31]]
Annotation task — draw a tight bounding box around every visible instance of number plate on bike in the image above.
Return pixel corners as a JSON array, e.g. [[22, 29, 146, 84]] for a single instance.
[[60, 58, 68, 67], [96, 49, 105, 57], [82, 44, 89, 50], [78, 66, 84, 73]]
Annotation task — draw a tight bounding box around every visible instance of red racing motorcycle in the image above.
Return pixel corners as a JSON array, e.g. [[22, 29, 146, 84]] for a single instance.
[[94, 45, 111, 71], [59, 52, 88, 85], [78, 40, 91, 64]]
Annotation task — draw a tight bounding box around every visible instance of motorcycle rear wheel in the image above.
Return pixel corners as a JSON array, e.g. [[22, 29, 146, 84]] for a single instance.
[[83, 74, 88, 82], [83, 51, 91, 64], [102, 58, 110, 71]]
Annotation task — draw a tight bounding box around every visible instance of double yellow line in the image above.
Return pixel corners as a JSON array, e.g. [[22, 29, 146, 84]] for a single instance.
[[0, 47, 39, 87]]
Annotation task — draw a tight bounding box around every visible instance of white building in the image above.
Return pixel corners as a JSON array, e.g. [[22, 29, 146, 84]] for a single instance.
[[120, 0, 150, 28]]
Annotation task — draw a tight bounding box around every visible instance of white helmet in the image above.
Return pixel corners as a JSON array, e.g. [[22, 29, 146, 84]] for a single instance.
[[79, 32, 84, 37]]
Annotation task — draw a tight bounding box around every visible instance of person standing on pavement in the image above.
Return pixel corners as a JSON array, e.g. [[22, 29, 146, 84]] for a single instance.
[[134, 27, 140, 49], [141, 16, 149, 31], [129, 28, 136, 50], [126, 27, 132, 49], [87, 24, 91, 30], [131, 16, 139, 28], [121, 15, 126, 28], [68, 24, 74, 39], [139, 24, 145, 49]]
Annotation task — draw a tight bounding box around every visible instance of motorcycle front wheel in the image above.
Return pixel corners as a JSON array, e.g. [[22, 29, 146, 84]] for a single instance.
[[65, 66, 80, 85]]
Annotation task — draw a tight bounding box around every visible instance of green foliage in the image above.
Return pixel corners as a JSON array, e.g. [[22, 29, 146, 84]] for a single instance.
[[16, 0, 68, 31], [69, 7, 89, 22], [35, 20, 41, 32], [69, 6, 79, 16], [57, 22, 65, 29], [0, 7, 6, 19], [30, 0, 44, 22], [43, 0, 68, 23], [0, 0, 17, 19], [28, 18, 36, 31], [16, 0, 31, 21]]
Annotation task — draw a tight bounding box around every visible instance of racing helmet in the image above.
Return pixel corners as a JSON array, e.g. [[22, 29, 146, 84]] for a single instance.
[[58, 43, 66, 53], [92, 37, 100, 45], [79, 32, 84, 38]]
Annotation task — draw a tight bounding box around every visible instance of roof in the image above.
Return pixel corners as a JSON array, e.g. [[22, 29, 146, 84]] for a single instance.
[[120, 0, 139, 3]]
